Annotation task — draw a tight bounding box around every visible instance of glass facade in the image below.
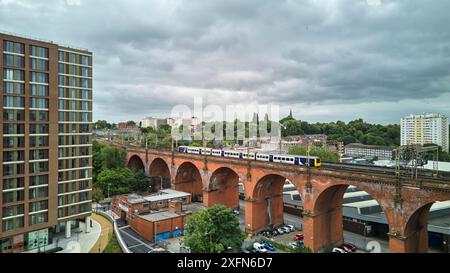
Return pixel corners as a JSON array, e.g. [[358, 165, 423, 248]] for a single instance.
[[1, 35, 92, 243], [57, 49, 92, 220]]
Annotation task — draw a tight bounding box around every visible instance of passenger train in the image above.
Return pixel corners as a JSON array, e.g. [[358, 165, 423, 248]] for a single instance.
[[177, 146, 321, 167]]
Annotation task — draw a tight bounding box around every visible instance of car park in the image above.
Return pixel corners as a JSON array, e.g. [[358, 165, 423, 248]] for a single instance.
[[332, 247, 347, 253]]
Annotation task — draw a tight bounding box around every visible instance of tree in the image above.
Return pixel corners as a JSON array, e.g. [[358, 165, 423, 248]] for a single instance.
[[182, 205, 245, 253], [96, 168, 135, 196], [289, 145, 339, 163], [131, 170, 151, 192], [92, 186, 104, 202]]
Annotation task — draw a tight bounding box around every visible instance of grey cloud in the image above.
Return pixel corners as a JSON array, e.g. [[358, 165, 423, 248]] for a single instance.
[[1, 0, 449, 123]]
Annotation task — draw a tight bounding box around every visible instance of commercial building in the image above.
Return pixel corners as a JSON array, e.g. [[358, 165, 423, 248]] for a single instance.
[[117, 121, 137, 129], [344, 143, 395, 161], [112, 189, 192, 242], [112, 189, 192, 220], [140, 117, 167, 129], [401, 113, 449, 153], [0, 32, 93, 252]]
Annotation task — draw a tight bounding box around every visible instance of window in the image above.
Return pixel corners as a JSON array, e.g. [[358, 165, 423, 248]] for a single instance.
[[4, 41, 24, 54], [30, 110, 49, 121], [30, 58, 49, 71], [30, 98, 48, 109], [4, 69, 24, 81], [29, 201, 48, 212], [29, 212, 48, 225], [2, 190, 24, 204], [2, 217, 24, 232], [3, 109, 25, 121], [30, 45, 48, 58], [4, 96, 25, 108], [4, 82, 24, 94], [29, 187, 48, 199], [81, 90, 89, 99], [59, 51, 64, 62], [30, 175, 48, 186], [30, 72, 48, 83], [3, 178, 25, 190], [81, 78, 90, 88], [81, 67, 90, 77], [30, 84, 49, 96], [4, 54, 24, 68], [81, 55, 89, 65]]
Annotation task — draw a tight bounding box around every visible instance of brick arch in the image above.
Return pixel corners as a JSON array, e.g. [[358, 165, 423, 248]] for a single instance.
[[204, 167, 240, 209], [174, 161, 204, 202], [245, 174, 287, 233], [148, 157, 171, 190], [127, 154, 145, 172], [399, 193, 450, 253], [304, 179, 393, 253]]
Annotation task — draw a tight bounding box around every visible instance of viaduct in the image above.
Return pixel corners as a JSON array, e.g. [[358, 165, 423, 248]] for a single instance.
[[125, 147, 450, 253]]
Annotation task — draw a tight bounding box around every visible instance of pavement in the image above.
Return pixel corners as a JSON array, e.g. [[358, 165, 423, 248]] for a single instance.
[[89, 213, 114, 253]]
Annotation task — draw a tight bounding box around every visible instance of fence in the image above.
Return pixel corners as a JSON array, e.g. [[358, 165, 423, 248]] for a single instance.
[[93, 210, 131, 253]]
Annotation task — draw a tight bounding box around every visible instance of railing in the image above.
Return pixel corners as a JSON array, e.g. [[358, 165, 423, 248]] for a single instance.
[[0, 30, 90, 52], [93, 210, 131, 253]]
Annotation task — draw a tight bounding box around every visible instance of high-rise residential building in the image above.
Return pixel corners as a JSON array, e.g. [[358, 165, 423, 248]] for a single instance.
[[0, 32, 93, 252], [401, 113, 449, 153]]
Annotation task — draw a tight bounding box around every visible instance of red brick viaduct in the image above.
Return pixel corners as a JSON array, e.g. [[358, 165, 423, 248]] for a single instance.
[[126, 147, 450, 253]]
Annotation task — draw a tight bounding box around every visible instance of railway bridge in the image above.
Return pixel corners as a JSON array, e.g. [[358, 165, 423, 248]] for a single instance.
[[126, 147, 450, 253]]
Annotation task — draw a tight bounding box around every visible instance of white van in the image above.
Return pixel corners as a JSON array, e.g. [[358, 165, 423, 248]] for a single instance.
[[253, 242, 267, 253]]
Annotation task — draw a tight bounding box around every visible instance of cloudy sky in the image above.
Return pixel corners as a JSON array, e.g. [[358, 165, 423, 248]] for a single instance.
[[1, 0, 449, 124]]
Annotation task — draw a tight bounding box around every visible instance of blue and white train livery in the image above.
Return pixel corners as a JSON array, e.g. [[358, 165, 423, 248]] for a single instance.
[[177, 146, 321, 167]]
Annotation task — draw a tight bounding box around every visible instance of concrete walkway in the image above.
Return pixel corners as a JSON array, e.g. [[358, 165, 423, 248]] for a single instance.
[[89, 213, 114, 253]]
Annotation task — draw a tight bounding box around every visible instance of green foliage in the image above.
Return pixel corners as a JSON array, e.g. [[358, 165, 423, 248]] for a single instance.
[[279, 117, 401, 146], [94, 120, 116, 130], [96, 168, 136, 196], [130, 170, 151, 192], [182, 205, 245, 253], [93, 140, 127, 181], [92, 186, 104, 202], [103, 232, 122, 253], [289, 145, 339, 163]]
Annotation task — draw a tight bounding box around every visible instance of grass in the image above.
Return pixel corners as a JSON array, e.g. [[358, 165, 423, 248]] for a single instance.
[[103, 231, 123, 253]]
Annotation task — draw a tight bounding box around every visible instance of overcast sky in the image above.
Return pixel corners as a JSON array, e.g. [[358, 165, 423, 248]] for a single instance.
[[1, 0, 449, 124]]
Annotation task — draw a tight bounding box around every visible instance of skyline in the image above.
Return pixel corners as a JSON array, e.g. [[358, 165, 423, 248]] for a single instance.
[[1, 0, 450, 124]]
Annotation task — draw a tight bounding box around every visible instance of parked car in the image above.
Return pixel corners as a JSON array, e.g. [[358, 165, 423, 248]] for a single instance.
[[253, 242, 268, 253], [260, 241, 276, 251], [341, 243, 357, 253], [332, 247, 347, 253], [293, 233, 304, 241], [277, 227, 285, 234], [281, 226, 291, 233], [288, 242, 300, 249], [286, 224, 295, 232], [271, 229, 279, 236]]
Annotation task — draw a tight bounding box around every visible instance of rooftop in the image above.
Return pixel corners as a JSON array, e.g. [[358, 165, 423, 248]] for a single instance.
[[138, 210, 191, 222], [144, 189, 191, 203], [0, 30, 91, 53], [345, 143, 395, 150]]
